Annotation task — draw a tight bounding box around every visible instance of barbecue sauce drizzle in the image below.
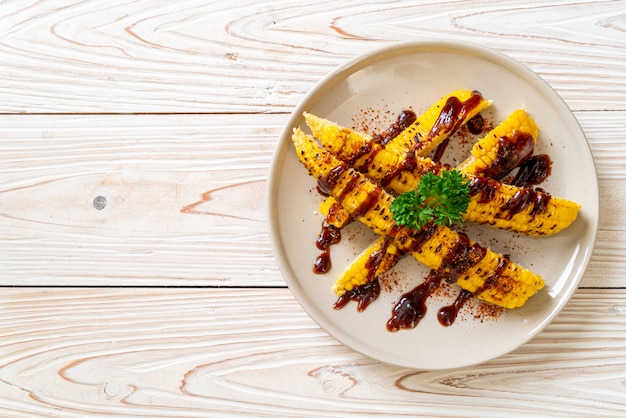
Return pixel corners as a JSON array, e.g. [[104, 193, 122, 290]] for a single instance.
[[416, 91, 484, 152], [341, 110, 416, 172], [312, 162, 347, 274], [387, 271, 442, 331], [333, 224, 438, 310], [468, 157, 553, 220], [479, 132, 535, 180], [333, 279, 381, 312], [512, 154, 552, 187], [313, 165, 383, 275], [313, 222, 341, 274], [437, 290, 473, 326]]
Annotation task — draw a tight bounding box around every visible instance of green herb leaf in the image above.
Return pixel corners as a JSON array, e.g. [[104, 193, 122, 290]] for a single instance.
[[390, 170, 470, 229]]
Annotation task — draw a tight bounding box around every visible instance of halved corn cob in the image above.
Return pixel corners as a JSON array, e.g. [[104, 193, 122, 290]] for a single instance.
[[465, 178, 581, 235], [304, 111, 378, 166], [384, 90, 492, 158], [293, 128, 395, 236], [293, 128, 544, 309], [332, 236, 401, 295], [411, 225, 544, 309], [458, 109, 580, 235], [457, 108, 538, 178]]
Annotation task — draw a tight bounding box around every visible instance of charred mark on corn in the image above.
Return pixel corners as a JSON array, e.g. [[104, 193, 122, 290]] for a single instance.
[[438, 233, 487, 282]]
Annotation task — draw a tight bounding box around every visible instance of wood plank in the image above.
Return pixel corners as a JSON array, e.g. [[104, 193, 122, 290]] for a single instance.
[[0, 113, 287, 286], [0, 1, 623, 114], [1, 111, 624, 287], [0, 287, 624, 417], [576, 110, 626, 288]]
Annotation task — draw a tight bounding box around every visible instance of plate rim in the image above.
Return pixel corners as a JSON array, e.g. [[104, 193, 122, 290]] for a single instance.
[[267, 39, 599, 369]]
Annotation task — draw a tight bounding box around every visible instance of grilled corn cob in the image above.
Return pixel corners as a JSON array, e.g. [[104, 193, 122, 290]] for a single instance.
[[465, 178, 580, 235], [308, 110, 580, 236], [458, 109, 580, 235], [333, 236, 401, 294], [293, 128, 544, 308], [385, 90, 492, 158], [458, 109, 538, 178]]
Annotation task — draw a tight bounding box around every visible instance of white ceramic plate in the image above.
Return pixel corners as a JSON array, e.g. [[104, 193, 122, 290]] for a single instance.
[[267, 41, 598, 369]]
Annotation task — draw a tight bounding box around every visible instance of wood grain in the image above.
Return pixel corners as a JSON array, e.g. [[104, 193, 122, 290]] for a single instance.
[[1, 111, 623, 287], [0, 1, 623, 114], [0, 288, 624, 417], [0, 113, 286, 286]]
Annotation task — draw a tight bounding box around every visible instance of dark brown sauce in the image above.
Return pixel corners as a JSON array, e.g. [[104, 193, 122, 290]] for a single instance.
[[386, 231, 487, 331], [466, 114, 485, 135], [432, 137, 450, 163], [344, 141, 373, 168], [317, 164, 346, 196], [364, 237, 392, 280], [373, 110, 417, 146], [531, 187, 552, 217], [313, 166, 383, 275], [337, 171, 360, 202], [333, 279, 381, 312], [511, 154, 552, 187], [312, 171, 346, 274], [381, 154, 418, 187], [503, 188, 535, 216], [424, 91, 484, 144], [501, 187, 551, 218], [355, 142, 381, 173], [437, 289, 472, 326], [402, 222, 439, 255], [480, 132, 535, 180], [343, 110, 416, 171], [333, 224, 437, 313], [357, 110, 417, 181], [386, 271, 442, 332], [312, 222, 342, 274], [324, 201, 350, 226], [468, 176, 498, 204], [333, 237, 397, 312], [313, 250, 332, 274], [316, 222, 341, 251], [353, 188, 383, 219]]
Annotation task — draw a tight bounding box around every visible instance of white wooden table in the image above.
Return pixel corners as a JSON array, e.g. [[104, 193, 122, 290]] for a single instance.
[[1, 1, 625, 416]]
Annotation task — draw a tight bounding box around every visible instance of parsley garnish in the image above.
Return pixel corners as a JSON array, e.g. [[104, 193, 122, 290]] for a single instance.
[[390, 170, 471, 229]]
